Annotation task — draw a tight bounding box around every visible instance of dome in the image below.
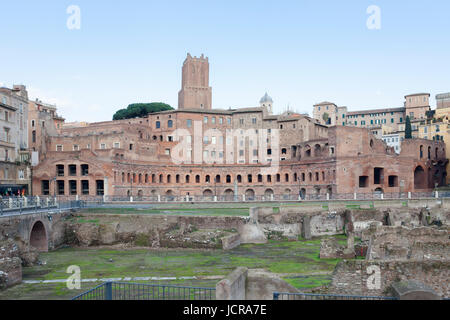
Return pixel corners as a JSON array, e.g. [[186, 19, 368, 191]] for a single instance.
[[260, 92, 273, 104]]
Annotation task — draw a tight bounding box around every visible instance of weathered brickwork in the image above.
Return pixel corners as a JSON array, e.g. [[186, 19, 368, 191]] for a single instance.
[[0, 239, 22, 290], [330, 259, 450, 298], [364, 225, 449, 261]]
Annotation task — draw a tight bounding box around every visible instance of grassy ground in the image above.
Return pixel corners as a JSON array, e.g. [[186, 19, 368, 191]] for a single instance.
[[0, 235, 348, 300]]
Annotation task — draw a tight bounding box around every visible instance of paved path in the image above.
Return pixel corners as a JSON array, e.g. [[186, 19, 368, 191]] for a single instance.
[[23, 275, 225, 284]]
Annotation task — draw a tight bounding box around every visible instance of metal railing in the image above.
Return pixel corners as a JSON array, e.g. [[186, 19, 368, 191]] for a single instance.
[[103, 191, 441, 203], [0, 196, 58, 215], [0, 196, 85, 216], [72, 281, 216, 300], [273, 292, 398, 300]]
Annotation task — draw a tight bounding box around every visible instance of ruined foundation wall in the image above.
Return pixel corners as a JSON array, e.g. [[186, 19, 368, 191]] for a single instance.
[[68, 213, 246, 249], [330, 260, 450, 298], [364, 226, 450, 261], [253, 207, 346, 239], [0, 240, 22, 290]]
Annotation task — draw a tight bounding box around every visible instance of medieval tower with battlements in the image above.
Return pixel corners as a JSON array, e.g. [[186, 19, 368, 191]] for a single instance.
[[178, 53, 212, 110]]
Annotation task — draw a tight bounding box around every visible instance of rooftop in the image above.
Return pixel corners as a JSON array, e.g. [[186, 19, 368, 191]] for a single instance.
[[405, 93, 430, 98], [436, 92, 450, 100], [347, 107, 405, 116]]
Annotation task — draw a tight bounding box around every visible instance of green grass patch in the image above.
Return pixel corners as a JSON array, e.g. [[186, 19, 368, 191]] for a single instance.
[[7, 234, 355, 300], [283, 275, 333, 290]]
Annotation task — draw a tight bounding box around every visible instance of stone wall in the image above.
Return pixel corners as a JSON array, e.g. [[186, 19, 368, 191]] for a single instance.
[[67, 213, 247, 249], [216, 268, 300, 300], [252, 207, 346, 239], [216, 267, 248, 300], [0, 212, 70, 266], [245, 270, 299, 300], [310, 212, 345, 236], [329, 259, 450, 298], [0, 239, 22, 290], [363, 225, 449, 261], [221, 234, 241, 250]]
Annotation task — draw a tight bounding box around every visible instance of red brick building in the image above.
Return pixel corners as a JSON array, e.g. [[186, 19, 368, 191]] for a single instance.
[[31, 54, 448, 200]]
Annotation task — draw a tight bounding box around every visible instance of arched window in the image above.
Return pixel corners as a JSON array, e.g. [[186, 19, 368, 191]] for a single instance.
[[414, 166, 426, 189], [314, 144, 321, 157], [305, 145, 311, 157], [168, 120, 173, 128], [186, 175, 190, 183]]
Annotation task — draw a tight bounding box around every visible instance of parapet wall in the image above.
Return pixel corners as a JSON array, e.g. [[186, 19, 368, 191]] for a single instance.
[[216, 268, 300, 300], [216, 267, 248, 300]]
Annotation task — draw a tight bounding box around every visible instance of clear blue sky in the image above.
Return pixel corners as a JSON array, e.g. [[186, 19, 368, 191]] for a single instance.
[[1, 0, 449, 122]]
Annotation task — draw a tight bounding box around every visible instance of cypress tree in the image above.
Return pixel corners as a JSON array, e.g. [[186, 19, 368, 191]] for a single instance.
[[405, 115, 412, 139]]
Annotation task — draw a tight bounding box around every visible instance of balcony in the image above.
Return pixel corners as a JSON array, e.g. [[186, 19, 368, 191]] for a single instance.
[[0, 140, 14, 148]]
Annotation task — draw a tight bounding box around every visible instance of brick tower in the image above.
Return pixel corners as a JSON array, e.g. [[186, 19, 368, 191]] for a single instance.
[[178, 53, 212, 110]]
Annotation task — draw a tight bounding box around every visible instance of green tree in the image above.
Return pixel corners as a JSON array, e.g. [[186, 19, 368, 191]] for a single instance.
[[405, 115, 412, 139], [113, 103, 173, 120]]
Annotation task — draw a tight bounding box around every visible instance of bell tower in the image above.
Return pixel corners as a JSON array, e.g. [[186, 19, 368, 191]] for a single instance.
[[178, 53, 212, 110]]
